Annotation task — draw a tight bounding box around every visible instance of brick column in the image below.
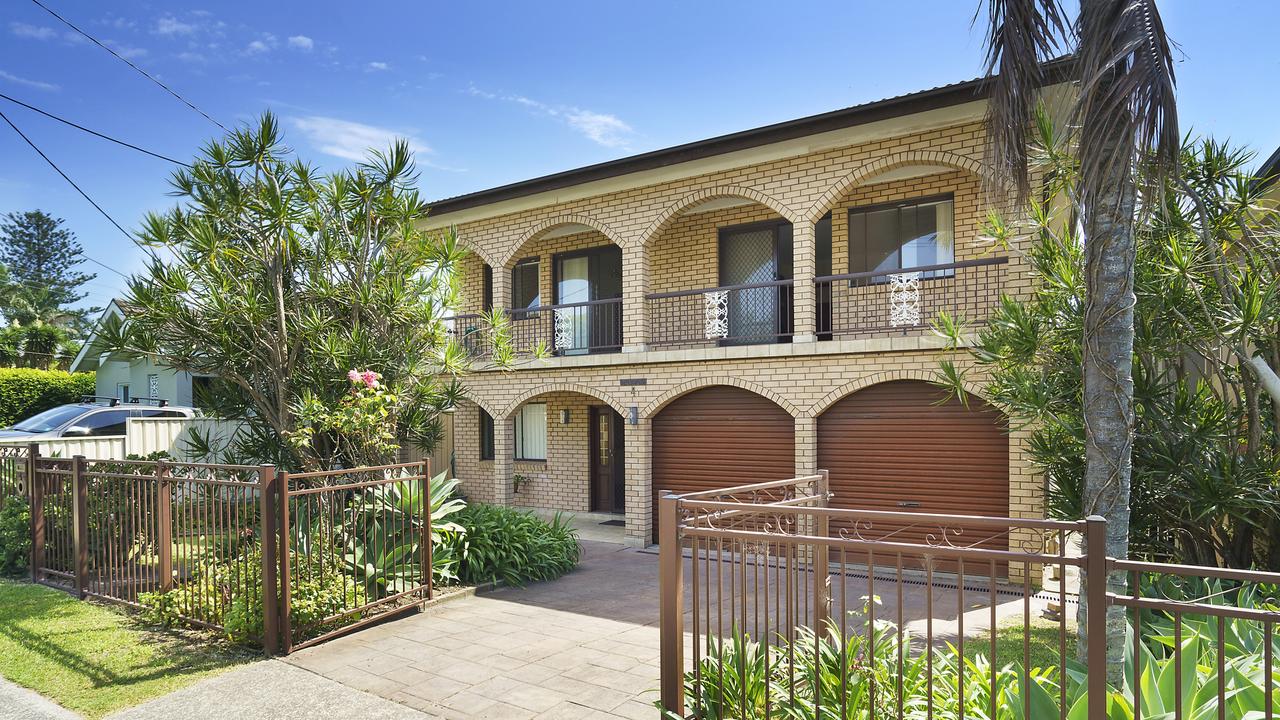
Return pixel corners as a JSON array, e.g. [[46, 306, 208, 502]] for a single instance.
[[491, 263, 510, 314], [622, 243, 650, 352], [623, 417, 652, 546], [492, 414, 514, 506], [792, 220, 817, 342], [794, 415, 817, 475]]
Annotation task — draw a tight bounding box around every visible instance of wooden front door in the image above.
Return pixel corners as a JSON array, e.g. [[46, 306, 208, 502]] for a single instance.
[[589, 406, 625, 513]]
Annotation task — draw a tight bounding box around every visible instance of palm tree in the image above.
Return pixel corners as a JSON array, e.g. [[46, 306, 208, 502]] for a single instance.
[[979, 0, 1178, 680]]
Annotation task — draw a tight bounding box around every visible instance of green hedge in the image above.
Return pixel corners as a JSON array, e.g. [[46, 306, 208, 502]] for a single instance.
[[0, 369, 96, 427]]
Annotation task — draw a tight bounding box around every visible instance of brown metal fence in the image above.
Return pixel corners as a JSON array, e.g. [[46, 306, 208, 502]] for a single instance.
[[6, 444, 435, 655], [658, 473, 1280, 719]]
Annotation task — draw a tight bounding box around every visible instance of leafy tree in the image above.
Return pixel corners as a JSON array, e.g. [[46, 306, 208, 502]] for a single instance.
[[980, 0, 1180, 677], [938, 137, 1280, 571], [0, 210, 99, 331], [100, 113, 473, 471]]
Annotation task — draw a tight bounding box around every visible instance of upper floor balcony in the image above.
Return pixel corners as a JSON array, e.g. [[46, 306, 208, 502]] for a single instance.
[[445, 164, 1014, 366]]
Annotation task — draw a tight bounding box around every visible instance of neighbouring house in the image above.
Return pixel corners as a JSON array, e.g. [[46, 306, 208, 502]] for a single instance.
[[1258, 144, 1280, 206], [424, 60, 1077, 550], [69, 299, 211, 407]]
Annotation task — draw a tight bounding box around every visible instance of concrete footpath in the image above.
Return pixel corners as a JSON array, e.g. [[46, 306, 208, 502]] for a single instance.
[[0, 675, 79, 720]]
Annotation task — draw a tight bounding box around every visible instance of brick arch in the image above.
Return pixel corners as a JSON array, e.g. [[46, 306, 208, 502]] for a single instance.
[[499, 214, 628, 270], [642, 377, 800, 419], [803, 150, 994, 224], [808, 369, 995, 417], [501, 383, 629, 420], [453, 234, 500, 270], [460, 393, 502, 419], [638, 185, 802, 249]]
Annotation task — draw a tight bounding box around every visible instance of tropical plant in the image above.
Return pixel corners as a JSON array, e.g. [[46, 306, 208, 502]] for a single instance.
[[0, 496, 30, 575], [454, 504, 580, 586], [980, 0, 1182, 676], [98, 113, 478, 471], [340, 470, 466, 594]]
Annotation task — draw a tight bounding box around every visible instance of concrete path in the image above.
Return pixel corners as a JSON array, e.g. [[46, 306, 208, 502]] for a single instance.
[[0, 675, 79, 720], [109, 661, 435, 720]]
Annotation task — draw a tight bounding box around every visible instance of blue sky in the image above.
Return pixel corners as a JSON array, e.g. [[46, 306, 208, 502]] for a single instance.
[[1, 1, 1278, 312]]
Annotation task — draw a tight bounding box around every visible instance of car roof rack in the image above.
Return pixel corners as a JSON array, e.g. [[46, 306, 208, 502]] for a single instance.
[[125, 396, 170, 407], [80, 395, 121, 407]]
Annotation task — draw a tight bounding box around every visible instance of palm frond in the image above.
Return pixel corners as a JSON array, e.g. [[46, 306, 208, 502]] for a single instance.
[[981, 0, 1071, 203]]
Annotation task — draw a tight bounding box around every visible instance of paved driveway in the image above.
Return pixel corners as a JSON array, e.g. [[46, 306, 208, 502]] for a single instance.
[[285, 540, 1049, 719]]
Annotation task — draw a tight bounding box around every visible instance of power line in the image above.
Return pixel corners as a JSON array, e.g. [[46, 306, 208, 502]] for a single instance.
[[0, 108, 132, 278], [0, 92, 190, 167], [29, 0, 227, 132]]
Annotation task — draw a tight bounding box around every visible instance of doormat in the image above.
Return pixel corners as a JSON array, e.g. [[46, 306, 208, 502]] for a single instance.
[[599, 519, 625, 527]]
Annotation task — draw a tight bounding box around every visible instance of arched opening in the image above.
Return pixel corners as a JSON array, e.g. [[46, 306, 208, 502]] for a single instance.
[[643, 189, 801, 349], [498, 218, 626, 356], [817, 380, 1009, 571], [651, 385, 795, 541]]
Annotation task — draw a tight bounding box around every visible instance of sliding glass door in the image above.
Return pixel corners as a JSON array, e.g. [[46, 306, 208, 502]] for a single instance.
[[718, 221, 792, 344], [554, 245, 622, 354]]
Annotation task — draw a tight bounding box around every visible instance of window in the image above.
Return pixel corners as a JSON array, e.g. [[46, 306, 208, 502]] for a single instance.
[[73, 409, 130, 437], [117, 383, 130, 402], [482, 264, 494, 312], [138, 409, 187, 419], [147, 374, 159, 399], [511, 259, 540, 314], [848, 195, 954, 278], [479, 408, 495, 460], [513, 402, 546, 461]]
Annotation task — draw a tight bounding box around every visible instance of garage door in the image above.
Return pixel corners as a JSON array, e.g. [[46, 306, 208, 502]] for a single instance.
[[818, 380, 1009, 568], [652, 386, 795, 541]]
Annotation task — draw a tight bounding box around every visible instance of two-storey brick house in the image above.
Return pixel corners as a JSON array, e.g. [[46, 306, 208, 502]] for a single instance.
[[423, 63, 1073, 550]]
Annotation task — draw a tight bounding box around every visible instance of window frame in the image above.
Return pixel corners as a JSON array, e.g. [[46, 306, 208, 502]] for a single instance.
[[510, 258, 540, 315], [513, 402, 547, 462], [846, 192, 955, 279], [479, 408, 495, 461]]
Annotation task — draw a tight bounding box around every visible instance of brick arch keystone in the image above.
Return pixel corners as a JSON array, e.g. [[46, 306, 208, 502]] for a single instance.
[[642, 377, 801, 419], [638, 185, 802, 249], [501, 383, 629, 420], [804, 150, 993, 224], [808, 369, 995, 417], [499, 214, 629, 270]]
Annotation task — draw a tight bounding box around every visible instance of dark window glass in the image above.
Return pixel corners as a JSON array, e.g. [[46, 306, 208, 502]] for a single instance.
[[816, 212, 832, 278], [848, 196, 954, 277], [482, 264, 493, 311], [479, 408, 495, 460], [138, 409, 186, 419], [511, 260, 540, 310], [75, 410, 130, 437]]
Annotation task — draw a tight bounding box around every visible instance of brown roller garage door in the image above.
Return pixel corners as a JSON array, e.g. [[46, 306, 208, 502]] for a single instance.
[[818, 380, 1009, 569], [652, 386, 795, 541]]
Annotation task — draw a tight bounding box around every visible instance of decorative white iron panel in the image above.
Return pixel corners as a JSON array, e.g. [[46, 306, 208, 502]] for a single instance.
[[889, 271, 922, 327], [704, 291, 729, 339], [554, 307, 576, 350]]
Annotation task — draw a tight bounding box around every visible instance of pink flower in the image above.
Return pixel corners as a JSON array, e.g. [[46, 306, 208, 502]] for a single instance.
[[347, 369, 362, 384], [360, 370, 380, 389]]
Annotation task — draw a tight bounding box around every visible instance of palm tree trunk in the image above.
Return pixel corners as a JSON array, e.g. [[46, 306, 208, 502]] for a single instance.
[[1076, 66, 1136, 685]]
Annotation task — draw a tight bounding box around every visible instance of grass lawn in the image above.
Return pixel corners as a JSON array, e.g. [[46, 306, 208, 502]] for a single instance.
[[0, 578, 254, 718], [963, 614, 1078, 671]]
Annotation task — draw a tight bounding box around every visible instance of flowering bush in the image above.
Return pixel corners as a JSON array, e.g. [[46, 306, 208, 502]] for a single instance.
[[293, 370, 402, 466]]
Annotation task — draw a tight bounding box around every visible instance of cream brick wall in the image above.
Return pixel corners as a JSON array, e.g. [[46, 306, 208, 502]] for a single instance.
[[434, 116, 1045, 552]]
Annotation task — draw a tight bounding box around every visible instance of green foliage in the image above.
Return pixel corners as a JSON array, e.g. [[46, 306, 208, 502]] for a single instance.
[[0, 367, 95, 426], [0, 497, 30, 575], [455, 504, 580, 586], [0, 323, 78, 369], [936, 137, 1280, 568], [98, 113, 475, 470], [0, 210, 99, 334]]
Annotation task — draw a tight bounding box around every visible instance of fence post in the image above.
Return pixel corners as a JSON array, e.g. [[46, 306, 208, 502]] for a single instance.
[[1085, 515, 1109, 718], [813, 469, 831, 635], [71, 455, 88, 599], [658, 492, 685, 716], [156, 461, 173, 592], [277, 469, 292, 655], [259, 465, 280, 655], [421, 458, 433, 603], [27, 442, 42, 583]]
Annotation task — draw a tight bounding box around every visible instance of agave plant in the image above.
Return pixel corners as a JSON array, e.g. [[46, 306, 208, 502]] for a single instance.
[[341, 470, 466, 596]]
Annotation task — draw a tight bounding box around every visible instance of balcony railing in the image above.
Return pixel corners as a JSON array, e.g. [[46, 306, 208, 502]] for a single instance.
[[646, 279, 795, 348], [816, 256, 1007, 339], [445, 297, 623, 357]]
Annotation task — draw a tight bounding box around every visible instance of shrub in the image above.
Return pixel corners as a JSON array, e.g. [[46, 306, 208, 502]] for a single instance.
[[0, 368, 96, 427], [455, 505, 580, 586], [0, 497, 30, 575]]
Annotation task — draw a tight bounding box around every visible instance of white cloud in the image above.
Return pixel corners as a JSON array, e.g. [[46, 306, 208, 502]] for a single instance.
[[366, 61, 389, 72], [10, 22, 57, 40], [176, 51, 206, 64], [466, 85, 635, 148], [154, 16, 195, 36], [290, 115, 430, 162], [0, 69, 59, 92], [246, 39, 270, 54], [287, 35, 313, 51], [108, 41, 147, 59]]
